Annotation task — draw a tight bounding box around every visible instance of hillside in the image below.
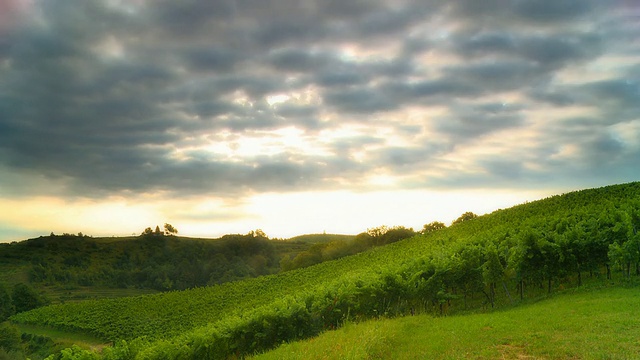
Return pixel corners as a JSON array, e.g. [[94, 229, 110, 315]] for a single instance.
[[253, 285, 640, 359], [286, 233, 355, 244], [0, 232, 326, 304], [6, 182, 640, 359], [0, 229, 408, 307]]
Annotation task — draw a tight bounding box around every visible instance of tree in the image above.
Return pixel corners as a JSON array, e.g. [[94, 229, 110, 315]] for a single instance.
[[0, 323, 21, 353], [422, 221, 446, 233], [0, 283, 14, 321], [367, 225, 389, 238], [353, 232, 373, 249], [12, 283, 48, 313], [379, 226, 415, 245], [142, 227, 153, 236], [366, 226, 390, 246], [248, 229, 268, 239], [482, 245, 504, 307], [155, 225, 162, 236], [164, 223, 178, 236], [509, 230, 545, 299], [452, 212, 478, 225], [279, 255, 292, 272]]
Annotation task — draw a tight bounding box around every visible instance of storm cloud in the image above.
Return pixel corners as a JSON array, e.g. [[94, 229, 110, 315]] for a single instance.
[[0, 0, 639, 202]]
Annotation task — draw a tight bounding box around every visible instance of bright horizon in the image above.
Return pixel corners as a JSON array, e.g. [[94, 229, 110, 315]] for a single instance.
[[0, 185, 583, 242], [1, 1, 639, 242]]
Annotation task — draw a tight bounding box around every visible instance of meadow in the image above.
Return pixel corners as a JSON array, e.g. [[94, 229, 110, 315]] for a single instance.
[[254, 285, 640, 359]]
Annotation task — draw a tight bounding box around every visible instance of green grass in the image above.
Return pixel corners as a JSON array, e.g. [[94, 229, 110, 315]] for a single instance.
[[253, 285, 640, 360]]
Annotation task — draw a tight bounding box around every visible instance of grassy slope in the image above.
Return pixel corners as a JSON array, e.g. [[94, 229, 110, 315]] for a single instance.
[[254, 285, 640, 359]]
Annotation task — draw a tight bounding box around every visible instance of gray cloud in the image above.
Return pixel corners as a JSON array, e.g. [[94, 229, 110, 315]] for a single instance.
[[184, 47, 243, 72], [446, 61, 545, 92], [512, 0, 600, 23], [450, 0, 600, 25], [324, 86, 398, 114], [373, 145, 442, 171], [435, 102, 526, 142], [0, 0, 638, 201], [454, 31, 603, 69], [268, 48, 333, 73]]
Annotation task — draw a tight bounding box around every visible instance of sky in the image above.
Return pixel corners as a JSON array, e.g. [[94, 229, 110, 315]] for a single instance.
[[0, 0, 639, 242]]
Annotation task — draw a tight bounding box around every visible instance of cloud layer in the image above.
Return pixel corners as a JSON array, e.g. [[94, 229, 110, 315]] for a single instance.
[[1, 0, 639, 201]]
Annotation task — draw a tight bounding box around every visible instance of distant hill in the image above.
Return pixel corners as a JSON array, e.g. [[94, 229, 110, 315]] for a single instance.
[[0, 230, 404, 308], [0, 233, 315, 303], [286, 233, 355, 244]]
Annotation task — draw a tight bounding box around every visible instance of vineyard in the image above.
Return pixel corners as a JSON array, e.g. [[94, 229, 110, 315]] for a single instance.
[[9, 182, 640, 359]]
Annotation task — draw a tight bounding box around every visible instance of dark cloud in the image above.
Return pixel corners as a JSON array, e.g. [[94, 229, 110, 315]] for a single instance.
[[455, 31, 603, 69], [373, 146, 440, 169], [516, 34, 602, 67], [0, 0, 637, 201], [445, 61, 545, 92], [268, 48, 332, 73], [435, 102, 526, 141], [317, 0, 382, 20], [328, 135, 385, 159], [273, 102, 316, 116], [323, 87, 398, 114], [184, 47, 243, 72], [255, 20, 326, 47], [149, 0, 237, 38], [382, 79, 480, 102], [527, 88, 576, 106], [450, 0, 600, 25], [581, 79, 640, 109], [512, 0, 599, 23], [455, 32, 515, 56], [449, 0, 509, 19], [316, 70, 368, 87], [480, 159, 525, 180]]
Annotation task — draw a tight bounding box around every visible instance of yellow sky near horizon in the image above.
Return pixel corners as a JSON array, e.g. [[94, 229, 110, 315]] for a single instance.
[[0, 187, 555, 242]]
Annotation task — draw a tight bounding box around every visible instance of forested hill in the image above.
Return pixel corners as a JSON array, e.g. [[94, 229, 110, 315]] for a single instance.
[[0, 229, 407, 303], [0, 232, 329, 301], [7, 182, 640, 360]]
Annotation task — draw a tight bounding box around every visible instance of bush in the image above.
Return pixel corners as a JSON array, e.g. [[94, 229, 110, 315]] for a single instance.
[[12, 284, 49, 314], [0, 284, 15, 321], [0, 323, 21, 353], [44, 345, 99, 360]]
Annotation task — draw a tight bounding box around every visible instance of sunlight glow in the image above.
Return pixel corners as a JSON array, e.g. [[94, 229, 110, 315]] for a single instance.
[[0, 197, 159, 238], [267, 94, 290, 106], [246, 189, 551, 238], [0, 188, 554, 243]]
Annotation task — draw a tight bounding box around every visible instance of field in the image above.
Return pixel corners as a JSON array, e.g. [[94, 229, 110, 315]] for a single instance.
[[254, 285, 640, 359], [5, 182, 640, 359]]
